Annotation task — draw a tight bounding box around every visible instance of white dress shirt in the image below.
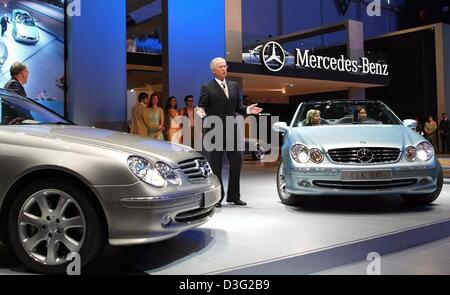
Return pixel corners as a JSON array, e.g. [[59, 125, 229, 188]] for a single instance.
[[215, 78, 229, 98]]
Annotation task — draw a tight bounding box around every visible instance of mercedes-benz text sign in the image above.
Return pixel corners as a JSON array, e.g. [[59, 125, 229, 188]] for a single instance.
[[258, 42, 389, 76]]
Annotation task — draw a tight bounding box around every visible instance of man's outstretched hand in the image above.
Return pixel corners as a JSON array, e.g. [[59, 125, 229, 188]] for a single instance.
[[248, 103, 263, 115]]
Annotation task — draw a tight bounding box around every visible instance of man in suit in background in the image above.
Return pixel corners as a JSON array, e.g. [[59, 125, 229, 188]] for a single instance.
[[439, 112, 450, 154], [179, 95, 195, 148], [130, 92, 151, 137], [4, 62, 28, 97], [197, 57, 262, 207], [1, 14, 9, 37]]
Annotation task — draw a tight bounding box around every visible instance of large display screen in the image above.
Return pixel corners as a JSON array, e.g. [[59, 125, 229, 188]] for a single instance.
[[0, 0, 65, 115]]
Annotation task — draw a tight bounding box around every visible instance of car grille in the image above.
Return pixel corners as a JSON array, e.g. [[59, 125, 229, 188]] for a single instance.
[[328, 147, 400, 164], [175, 206, 215, 223], [313, 179, 417, 189], [178, 157, 212, 181]]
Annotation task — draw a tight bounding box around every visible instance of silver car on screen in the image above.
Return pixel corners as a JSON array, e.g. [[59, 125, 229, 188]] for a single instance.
[[0, 90, 221, 273], [273, 100, 443, 206]]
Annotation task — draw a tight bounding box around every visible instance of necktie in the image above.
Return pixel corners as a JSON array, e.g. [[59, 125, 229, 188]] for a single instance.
[[221, 82, 229, 99]]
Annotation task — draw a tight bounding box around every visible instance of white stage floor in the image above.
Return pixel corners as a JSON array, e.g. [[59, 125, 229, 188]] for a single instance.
[[1, 166, 450, 274], [116, 167, 450, 275]]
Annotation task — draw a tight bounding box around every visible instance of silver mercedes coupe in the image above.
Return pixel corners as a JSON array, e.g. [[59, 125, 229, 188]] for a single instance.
[[273, 100, 443, 206], [0, 90, 221, 273]]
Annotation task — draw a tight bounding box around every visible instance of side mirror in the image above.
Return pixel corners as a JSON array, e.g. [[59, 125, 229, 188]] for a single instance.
[[403, 119, 417, 130], [273, 122, 288, 133]]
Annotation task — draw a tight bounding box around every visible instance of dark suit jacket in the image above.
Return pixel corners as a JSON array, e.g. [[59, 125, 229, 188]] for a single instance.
[[199, 79, 247, 120], [4, 78, 27, 97], [199, 79, 247, 148], [1, 17, 9, 28], [440, 119, 450, 136]]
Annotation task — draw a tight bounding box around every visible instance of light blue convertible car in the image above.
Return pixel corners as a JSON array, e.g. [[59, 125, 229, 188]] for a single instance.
[[273, 100, 443, 206]]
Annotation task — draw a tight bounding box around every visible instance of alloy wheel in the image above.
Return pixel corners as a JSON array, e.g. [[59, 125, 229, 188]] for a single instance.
[[17, 189, 86, 265], [277, 162, 290, 200]]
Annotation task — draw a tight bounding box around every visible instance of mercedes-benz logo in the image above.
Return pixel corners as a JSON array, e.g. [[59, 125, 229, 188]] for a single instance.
[[199, 164, 208, 178], [196, 159, 212, 178], [357, 148, 374, 163], [260, 41, 285, 72]]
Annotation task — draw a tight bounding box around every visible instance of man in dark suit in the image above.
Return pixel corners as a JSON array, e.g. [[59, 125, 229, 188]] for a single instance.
[[439, 113, 450, 154], [1, 14, 9, 37], [198, 57, 262, 207], [4, 62, 29, 97]]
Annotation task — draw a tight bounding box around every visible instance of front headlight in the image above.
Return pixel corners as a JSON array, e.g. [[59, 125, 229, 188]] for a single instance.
[[405, 146, 417, 162], [127, 156, 166, 188], [416, 141, 434, 161], [290, 144, 310, 164], [155, 162, 182, 186], [309, 148, 324, 164]]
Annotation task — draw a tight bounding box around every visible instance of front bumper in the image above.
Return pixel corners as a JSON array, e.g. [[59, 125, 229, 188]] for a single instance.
[[284, 162, 438, 196], [93, 175, 221, 246], [13, 33, 39, 44]]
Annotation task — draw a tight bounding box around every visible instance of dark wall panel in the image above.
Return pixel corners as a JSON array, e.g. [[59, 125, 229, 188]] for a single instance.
[[365, 29, 437, 122]]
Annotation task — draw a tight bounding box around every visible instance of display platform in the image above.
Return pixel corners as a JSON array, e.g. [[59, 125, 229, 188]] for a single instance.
[[0, 166, 449, 275]]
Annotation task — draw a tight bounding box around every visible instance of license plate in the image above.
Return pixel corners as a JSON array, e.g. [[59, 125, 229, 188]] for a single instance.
[[203, 187, 221, 208], [341, 170, 392, 181]]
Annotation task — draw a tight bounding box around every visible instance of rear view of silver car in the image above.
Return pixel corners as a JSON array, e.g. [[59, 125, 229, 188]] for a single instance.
[[273, 100, 443, 206], [0, 90, 220, 273]]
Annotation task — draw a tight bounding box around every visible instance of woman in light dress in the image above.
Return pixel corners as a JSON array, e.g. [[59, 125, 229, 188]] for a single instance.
[[166, 96, 182, 143], [148, 94, 164, 140]]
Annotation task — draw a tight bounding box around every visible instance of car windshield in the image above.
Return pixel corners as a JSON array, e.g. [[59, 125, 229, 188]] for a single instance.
[[16, 14, 35, 26], [293, 101, 402, 127], [0, 94, 73, 125], [23, 18, 35, 26]]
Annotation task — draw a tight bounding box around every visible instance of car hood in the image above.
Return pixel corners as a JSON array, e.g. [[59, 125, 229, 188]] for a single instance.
[[16, 25, 38, 37], [289, 125, 425, 152], [3, 125, 201, 166]]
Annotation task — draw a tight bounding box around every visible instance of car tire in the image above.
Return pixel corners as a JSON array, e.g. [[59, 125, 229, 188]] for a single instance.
[[277, 161, 305, 205], [252, 145, 265, 161], [401, 161, 443, 206], [8, 178, 106, 274]]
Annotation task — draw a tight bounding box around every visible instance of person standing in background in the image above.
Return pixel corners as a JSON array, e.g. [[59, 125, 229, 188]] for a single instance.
[[424, 115, 438, 151], [166, 96, 181, 143], [148, 94, 164, 140], [130, 92, 151, 137], [179, 95, 195, 147], [1, 14, 9, 37], [439, 113, 450, 154]]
